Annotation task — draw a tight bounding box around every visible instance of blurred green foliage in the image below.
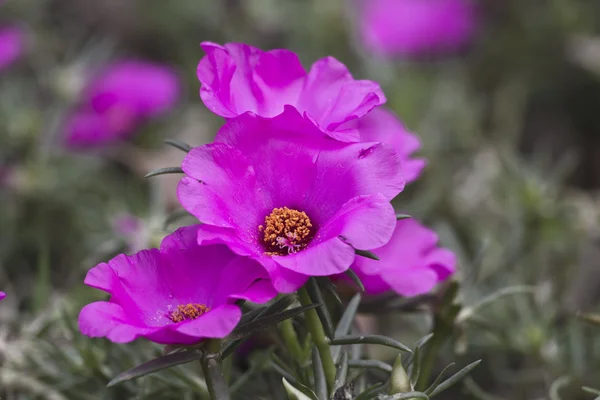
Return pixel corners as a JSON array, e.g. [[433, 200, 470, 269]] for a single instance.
[[2, 0, 600, 399]]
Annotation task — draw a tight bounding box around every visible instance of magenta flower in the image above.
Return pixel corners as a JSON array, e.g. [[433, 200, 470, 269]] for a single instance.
[[357, 0, 476, 58], [0, 292, 6, 301], [78, 225, 276, 344], [357, 107, 426, 184], [0, 25, 25, 71], [197, 42, 385, 141], [350, 219, 456, 296], [178, 108, 404, 293], [65, 60, 180, 149]]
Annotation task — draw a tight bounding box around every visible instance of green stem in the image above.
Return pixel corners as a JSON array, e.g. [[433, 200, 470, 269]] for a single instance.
[[279, 318, 304, 361], [298, 287, 336, 390], [202, 339, 231, 400]]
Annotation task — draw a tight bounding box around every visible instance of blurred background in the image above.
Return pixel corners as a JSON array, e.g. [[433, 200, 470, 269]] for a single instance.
[[2, 0, 600, 398]]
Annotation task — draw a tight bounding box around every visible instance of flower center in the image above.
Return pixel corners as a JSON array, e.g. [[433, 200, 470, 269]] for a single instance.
[[168, 303, 211, 323], [259, 207, 314, 255]]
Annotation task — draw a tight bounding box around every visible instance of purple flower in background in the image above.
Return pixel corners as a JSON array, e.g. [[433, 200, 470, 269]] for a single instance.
[[357, 107, 426, 184], [78, 225, 276, 344], [357, 0, 476, 58], [178, 108, 403, 293], [349, 218, 456, 296], [0, 292, 6, 301], [65, 60, 180, 149], [197, 42, 385, 141], [0, 25, 25, 71]]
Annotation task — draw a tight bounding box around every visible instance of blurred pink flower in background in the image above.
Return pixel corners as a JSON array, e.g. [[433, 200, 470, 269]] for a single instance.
[[348, 218, 456, 296], [0, 292, 6, 301], [0, 25, 25, 71], [64, 60, 180, 149], [357, 0, 476, 58]]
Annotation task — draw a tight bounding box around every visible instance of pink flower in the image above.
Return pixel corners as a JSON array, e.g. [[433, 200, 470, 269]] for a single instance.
[[0, 292, 6, 301], [65, 60, 180, 149], [357, 107, 426, 184], [177, 107, 404, 293], [350, 219, 456, 296], [197, 42, 385, 142], [0, 25, 25, 71], [357, 0, 476, 58], [78, 225, 276, 344]]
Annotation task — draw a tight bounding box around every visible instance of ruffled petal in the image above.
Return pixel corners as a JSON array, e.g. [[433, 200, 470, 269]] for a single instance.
[[297, 57, 385, 135], [198, 42, 305, 118]]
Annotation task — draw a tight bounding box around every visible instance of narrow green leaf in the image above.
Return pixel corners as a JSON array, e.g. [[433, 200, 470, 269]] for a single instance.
[[582, 386, 600, 395], [331, 293, 362, 363], [335, 294, 362, 336], [354, 382, 386, 400], [221, 338, 246, 360], [576, 312, 600, 326], [409, 345, 421, 386], [306, 278, 335, 340], [312, 348, 328, 400], [423, 363, 455, 395], [282, 378, 317, 400], [144, 166, 184, 178], [549, 376, 571, 400], [316, 277, 343, 305], [231, 304, 320, 339], [107, 350, 202, 387], [355, 249, 380, 260], [331, 351, 349, 397], [164, 138, 192, 152], [348, 359, 392, 373], [329, 335, 412, 353], [395, 214, 411, 220], [427, 360, 481, 397], [383, 392, 429, 399], [344, 269, 365, 292]]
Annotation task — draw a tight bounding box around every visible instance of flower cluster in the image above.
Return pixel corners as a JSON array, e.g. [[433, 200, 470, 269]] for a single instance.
[[79, 42, 456, 345]]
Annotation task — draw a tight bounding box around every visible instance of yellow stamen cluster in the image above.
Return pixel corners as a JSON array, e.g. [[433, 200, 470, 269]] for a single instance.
[[168, 303, 211, 323], [259, 207, 313, 255]]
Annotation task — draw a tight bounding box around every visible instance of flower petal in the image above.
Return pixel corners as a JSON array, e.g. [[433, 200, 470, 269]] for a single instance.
[[357, 107, 426, 183], [297, 57, 385, 134], [198, 42, 305, 118], [273, 237, 355, 276], [174, 304, 241, 338], [317, 194, 396, 251]]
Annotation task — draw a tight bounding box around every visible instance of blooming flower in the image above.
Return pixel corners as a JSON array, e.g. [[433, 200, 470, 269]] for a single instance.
[[197, 42, 425, 183], [0, 25, 25, 71], [78, 225, 276, 344], [357, 107, 426, 184], [350, 218, 456, 296], [357, 0, 476, 58], [65, 60, 180, 149], [0, 292, 6, 301], [197, 42, 385, 142], [177, 108, 404, 293]]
